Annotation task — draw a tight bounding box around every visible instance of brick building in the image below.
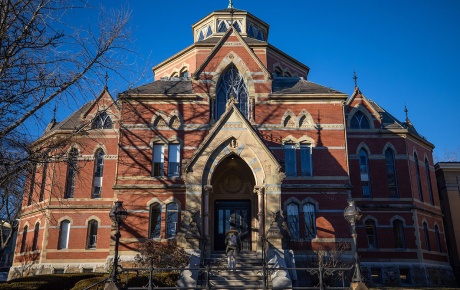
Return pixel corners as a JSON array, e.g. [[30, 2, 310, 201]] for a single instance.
[[12, 5, 454, 287]]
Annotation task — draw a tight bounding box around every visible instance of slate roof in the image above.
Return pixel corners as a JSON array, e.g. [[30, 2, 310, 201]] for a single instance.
[[46, 102, 93, 133], [121, 80, 194, 95], [271, 78, 344, 95]]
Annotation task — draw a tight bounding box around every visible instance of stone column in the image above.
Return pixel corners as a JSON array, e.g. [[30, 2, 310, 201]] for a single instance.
[[254, 186, 265, 237], [203, 185, 212, 238]]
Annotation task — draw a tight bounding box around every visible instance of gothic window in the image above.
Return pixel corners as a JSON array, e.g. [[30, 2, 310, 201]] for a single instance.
[[365, 219, 378, 249], [20, 225, 28, 253], [64, 148, 78, 199], [170, 116, 181, 129], [149, 203, 162, 239], [385, 148, 398, 197], [153, 116, 167, 127], [425, 159, 434, 205], [303, 203, 316, 239], [167, 144, 180, 177], [350, 111, 371, 129], [166, 202, 179, 238], [92, 149, 104, 198], [218, 20, 227, 32], [58, 220, 70, 250], [284, 116, 295, 128], [393, 219, 405, 248], [86, 220, 98, 249], [284, 144, 297, 176], [414, 153, 423, 202], [152, 144, 164, 177], [287, 203, 300, 240], [435, 225, 441, 253], [179, 69, 189, 78], [423, 222, 430, 251], [247, 22, 265, 41], [359, 148, 371, 197], [300, 144, 312, 176], [215, 63, 249, 120], [32, 223, 39, 251], [284, 71, 291, 77], [274, 66, 282, 77], [92, 112, 113, 129], [39, 163, 48, 201]]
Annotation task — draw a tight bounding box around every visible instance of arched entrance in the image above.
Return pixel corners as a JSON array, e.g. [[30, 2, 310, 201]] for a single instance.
[[210, 154, 256, 251]]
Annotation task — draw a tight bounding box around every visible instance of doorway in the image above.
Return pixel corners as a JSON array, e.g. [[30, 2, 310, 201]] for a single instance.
[[214, 200, 251, 251]]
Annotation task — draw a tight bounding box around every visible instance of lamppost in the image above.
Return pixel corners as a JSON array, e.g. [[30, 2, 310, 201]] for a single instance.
[[344, 200, 368, 290], [105, 201, 128, 290]]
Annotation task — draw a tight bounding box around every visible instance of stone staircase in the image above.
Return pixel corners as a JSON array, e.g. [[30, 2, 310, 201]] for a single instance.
[[200, 251, 267, 289]]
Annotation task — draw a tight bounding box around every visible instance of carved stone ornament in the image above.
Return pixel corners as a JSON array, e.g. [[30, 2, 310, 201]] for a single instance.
[[224, 174, 243, 193], [230, 138, 238, 149]]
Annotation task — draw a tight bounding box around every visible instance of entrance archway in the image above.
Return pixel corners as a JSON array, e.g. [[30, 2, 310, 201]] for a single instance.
[[210, 154, 256, 251]]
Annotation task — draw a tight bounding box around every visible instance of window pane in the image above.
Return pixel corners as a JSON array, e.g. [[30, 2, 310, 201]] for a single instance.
[[287, 203, 299, 240], [166, 203, 179, 238], [168, 145, 180, 177], [303, 203, 316, 239], [365, 220, 377, 248], [150, 204, 162, 238], [284, 144, 297, 176], [153, 145, 165, 176], [425, 159, 434, 205], [393, 220, 405, 248], [423, 223, 430, 251], [87, 221, 98, 249], [359, 149, 371, 197], [300, 145, 312, 176], [58, 220, 70, 249]]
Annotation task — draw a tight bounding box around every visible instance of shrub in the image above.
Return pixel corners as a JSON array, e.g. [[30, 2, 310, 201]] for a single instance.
[[134, 239, 189, 270], [0, 273, 103, 290]]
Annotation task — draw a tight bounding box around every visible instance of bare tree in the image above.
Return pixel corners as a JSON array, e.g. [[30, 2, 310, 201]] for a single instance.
[[0, 0, 133, 257]]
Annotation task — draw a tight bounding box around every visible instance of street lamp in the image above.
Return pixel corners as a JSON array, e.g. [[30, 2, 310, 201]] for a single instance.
[[105, 201, 128, 290], [344, 200, 368, 290]]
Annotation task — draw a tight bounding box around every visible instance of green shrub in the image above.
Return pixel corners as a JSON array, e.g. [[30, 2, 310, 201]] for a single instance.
[[0, 273, 103, 290]]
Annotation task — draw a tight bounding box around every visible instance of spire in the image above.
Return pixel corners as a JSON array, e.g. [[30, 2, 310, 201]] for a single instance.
[[53, 104, 57, 122], [228, 0, 234, 9], [404, 105, 408, 121], [353, 70, 358, 88], [104, 71, 109, 90]]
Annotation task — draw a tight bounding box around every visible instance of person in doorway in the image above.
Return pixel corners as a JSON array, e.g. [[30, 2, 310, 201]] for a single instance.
[[225, 228, 241, 271]]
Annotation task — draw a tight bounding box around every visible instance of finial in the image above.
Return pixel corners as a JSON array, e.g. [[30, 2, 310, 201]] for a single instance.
[[104, 71, 109, 89], [353, 70, 358, 88], [53, 104, 57, 121], [404, 104, 409, 121], [228, 0, 234, 9]]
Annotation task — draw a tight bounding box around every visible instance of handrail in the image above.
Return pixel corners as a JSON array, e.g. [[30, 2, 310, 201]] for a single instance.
[[82, 276, 108, 290]]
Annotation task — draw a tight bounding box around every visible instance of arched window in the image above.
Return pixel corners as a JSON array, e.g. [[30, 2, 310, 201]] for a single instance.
[[64, 148, 78, 199], [303, 203, 316, 239], [58, 220, 70, 250], [274, 66, 282, 77], [149, 203, 162, 239], [152, 144, 165, 177], [27, 164, 37, 206], [350, 111, 371, 129], [283, 71, 291, 77], [365, 219, 378, 248], [393, 220, 405, 248], [414, 153, 423, 202], [20, 225, 28, 253], [179, 69, 189, 78], [284, 143, 297, 176], [86, 220, 98, 249], [32, 223, 39, 251], [423, 222, 430, 251], [359, 148, 371, 197], [287, 203, 300, 240], [385, 148, 398, 197], [435, 225, 441, 253], [92, 112, 113, 129], [92, 149, 104, 198], [215, 63, 249, 120], [166, 202, 179, 238], [425, 159, 434, 205]]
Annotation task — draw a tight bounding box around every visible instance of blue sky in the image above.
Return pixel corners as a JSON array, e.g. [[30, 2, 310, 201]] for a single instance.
[[52, 1, 460, 160]]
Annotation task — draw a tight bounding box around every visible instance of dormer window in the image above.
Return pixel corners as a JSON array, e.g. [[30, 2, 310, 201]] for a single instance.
[[217, 19, 242, 33], [247, 22, 265, 41], [92, 112, 113, 129]]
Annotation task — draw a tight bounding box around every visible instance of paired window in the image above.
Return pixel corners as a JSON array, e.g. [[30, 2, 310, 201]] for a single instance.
[[92, 150, 104, 198], [92, 112, 113, 129], [32, 223, 39, 251], [86, 220, 98, 249], [152, 144, 181, 177], [414, 153, 423, 202], [284, 143, 313, 177], [423, 222, 430, 251], [385, 148, 398, 197], [215, 63, 249, 120], [286, 202, 316, 240], [149, 203, 162, 239], [393, 220, 405, 248], [20, 225, 28, 253], [435, 225, 441, 253], [58, 220, 71, 250], [365, 219, 378, 249], [425, 159, 434, 205], [350, 111, 370, 129], [359, 148, 371, 197], [64, 148, 78, 198]]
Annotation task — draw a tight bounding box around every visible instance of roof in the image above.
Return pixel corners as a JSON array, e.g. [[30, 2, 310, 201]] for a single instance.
[[122, 80, 194, 95], [271, 78, 344, 95], [45, 102, 93, 133]]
